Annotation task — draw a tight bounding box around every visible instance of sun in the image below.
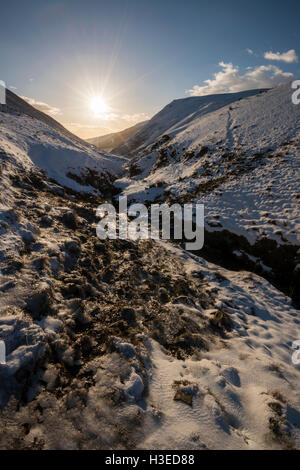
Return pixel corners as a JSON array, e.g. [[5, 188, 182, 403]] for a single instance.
[[90, 96, 108, 116]]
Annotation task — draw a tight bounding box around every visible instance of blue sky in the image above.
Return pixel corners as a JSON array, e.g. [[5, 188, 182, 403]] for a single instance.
[[1, 0, 299, 137]]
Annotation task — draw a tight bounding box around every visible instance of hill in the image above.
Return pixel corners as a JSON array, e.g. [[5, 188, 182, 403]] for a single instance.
[[116, 83, 300, 305], [87, 120, 148, 153]]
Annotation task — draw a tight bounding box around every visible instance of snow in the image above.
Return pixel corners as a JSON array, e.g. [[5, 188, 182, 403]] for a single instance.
[[0, 109, 127, 194], [38, 317, 63, 334], [139, 243, 300, 450], [113, 337, 136, 358], [117, 82, 300, 247], [0, 106, 126, 261], [0, 311, 46, 406], [124, 369, 144, 402], [117, 89, 265, 155]]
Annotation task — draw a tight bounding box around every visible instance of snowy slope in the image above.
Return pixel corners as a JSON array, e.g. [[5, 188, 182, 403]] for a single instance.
[[114, 89, 265, 156], [1, 175, 300, 449], [5, 89, 83, 143], [116, 83, 300, 247], [0, 97, 127, 195], [139, 242, 300, 450], [0, 96, 127, 263]]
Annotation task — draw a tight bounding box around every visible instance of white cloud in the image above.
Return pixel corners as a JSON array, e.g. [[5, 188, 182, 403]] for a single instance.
[[121, 112, 150, 123], [246, 48, 254, 55], [188, 62, 293, 96], [21, 96, 61, 116], [264, 49, 298, 63]]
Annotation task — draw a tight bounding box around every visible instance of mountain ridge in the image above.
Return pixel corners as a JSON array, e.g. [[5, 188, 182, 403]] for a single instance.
[[114, 88, 267, 156], [87, 120, 149, 153]]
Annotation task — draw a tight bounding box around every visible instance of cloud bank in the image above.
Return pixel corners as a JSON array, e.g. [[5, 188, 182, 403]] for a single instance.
[[121, 112, 150, 123], [264, 49, 298, 63], [188, 62, 293, 96]]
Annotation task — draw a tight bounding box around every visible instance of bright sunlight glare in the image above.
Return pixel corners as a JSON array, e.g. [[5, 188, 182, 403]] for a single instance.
[[90, 96, 108, 116]]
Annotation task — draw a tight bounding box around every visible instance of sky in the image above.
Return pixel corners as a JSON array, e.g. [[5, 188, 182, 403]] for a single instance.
[[1, 0, 300, 139]]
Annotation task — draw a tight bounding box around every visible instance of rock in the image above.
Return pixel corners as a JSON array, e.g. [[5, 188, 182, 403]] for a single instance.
[[40, 215, 52, 227], [121, 307, 136, 325], [61, 210, 78, 230], [209, 309, 233, 330], [64, 240, 81, 255], [94, 242, 105, 253], [173, 381, 198, 406]]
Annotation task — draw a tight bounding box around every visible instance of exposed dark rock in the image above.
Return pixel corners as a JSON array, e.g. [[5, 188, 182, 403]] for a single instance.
[[61, 210, 78, 230]]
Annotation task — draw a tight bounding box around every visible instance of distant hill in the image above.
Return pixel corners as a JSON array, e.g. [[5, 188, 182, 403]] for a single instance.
[[86, 120, 148, 153]]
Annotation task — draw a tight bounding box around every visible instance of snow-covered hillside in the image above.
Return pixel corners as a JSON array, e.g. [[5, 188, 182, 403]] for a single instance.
[[0, 85, 300, 450], [116, 82, 300, 305], [87, 120, 149, 153], [117, 83, 300, 243], [0, 94, 126, 195], [0, 93, 127, 265], [140, 242, 300, 450], [114, 89, 264, 156], [0, 173, 299, 449]]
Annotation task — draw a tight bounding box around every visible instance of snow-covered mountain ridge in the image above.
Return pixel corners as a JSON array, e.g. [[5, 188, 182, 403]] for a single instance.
[[114, 88, 265, 156]]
